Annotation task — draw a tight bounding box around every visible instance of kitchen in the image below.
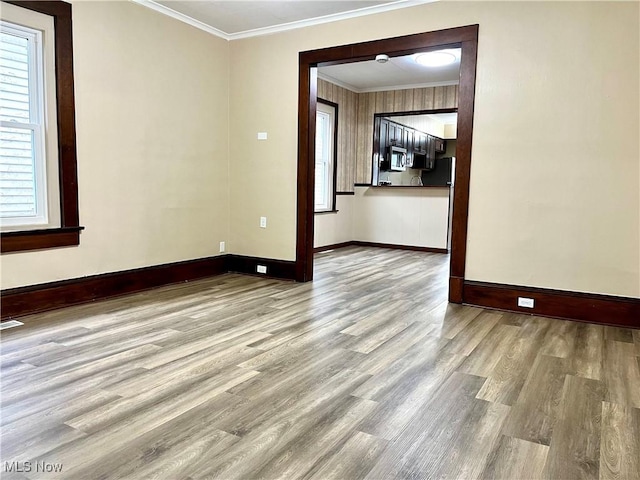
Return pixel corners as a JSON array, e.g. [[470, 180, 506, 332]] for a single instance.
[[313, 49, 460, 253]]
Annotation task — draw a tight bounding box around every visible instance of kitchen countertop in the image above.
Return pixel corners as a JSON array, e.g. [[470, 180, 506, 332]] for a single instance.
[[370, 185, 451, 188]]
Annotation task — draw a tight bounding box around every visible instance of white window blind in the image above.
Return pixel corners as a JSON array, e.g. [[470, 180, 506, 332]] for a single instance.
[[315, 103, 335, 212], [0, 21, 47, 226], [315, 111, 329, 210]]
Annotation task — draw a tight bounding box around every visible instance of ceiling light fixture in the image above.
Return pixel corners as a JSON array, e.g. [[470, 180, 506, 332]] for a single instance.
[[375, 54, 389, 63], [415, 51, 456, 67]]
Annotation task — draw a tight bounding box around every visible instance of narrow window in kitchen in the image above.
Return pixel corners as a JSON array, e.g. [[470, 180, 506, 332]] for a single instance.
[[314, 101, 335, 212]]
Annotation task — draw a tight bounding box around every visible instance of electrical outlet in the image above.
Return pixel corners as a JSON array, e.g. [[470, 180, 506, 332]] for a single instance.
[[219, 241, 225, 253], [257, 265, 267, 274], [260, 217, 267, 228], [257, 132, 267, 140], [517, 297, 535, 308]]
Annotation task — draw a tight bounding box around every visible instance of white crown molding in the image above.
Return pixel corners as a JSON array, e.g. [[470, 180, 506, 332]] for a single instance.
[[228, 0, 433, 40], [130, 0, 231, 40], [318, 72, 459, 94], [317, 73, 360, 93], [131, 0, 435, 42], [357, 79, 460, 93]]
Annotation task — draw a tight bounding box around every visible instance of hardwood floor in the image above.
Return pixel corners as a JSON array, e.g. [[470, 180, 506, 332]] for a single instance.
[[1, 247, 639, 479]]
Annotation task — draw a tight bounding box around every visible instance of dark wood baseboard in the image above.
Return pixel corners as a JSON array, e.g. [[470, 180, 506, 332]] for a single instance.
[[2, 254, 298, 320], [463, 281, 640, 328], [1, 256, 228, 320], [7, 250, 635, 331], [313, 242, 355, 253], [352, 241, 448, 254], [227, 255, 296, 281], [314, 241, 448, 254]]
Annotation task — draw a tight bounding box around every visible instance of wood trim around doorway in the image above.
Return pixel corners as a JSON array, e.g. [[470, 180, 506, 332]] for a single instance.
[[296, 24, 480, 304]]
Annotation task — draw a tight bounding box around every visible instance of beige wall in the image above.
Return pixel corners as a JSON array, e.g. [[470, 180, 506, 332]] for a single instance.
[[1, 1, 230, 289], [229, 1, 639, 297], [313, 189, 450, 250], [353, 187, 450, 249], [313, 196, 354, 248], [3, 1, 638, 300], [444, 123, 457, 140]]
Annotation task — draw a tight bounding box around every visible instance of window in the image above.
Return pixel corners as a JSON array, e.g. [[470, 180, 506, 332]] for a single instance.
[[0, 1, 81, 253], [0, 21, 55, 228], [314, 101, 336, 213]]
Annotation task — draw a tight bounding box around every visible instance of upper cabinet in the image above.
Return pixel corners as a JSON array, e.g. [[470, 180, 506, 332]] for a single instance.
[[388, 123, 401, 146], [404, 128, 412, 151], [376, 117, 445, 173], [414, 132, 428, 153]]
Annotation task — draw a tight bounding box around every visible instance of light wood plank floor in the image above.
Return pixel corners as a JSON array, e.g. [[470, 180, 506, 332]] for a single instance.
[[1, 247, 639, 479]]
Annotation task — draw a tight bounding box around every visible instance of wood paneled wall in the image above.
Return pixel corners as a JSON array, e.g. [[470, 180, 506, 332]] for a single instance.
[[317, 79, 358, 192], [318, 79, 459, 190]]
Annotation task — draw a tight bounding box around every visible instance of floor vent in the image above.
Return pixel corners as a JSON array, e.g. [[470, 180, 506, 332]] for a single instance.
[[0, 320, 24, 330]]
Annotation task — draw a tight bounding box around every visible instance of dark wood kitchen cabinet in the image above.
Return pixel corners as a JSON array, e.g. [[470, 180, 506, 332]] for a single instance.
[[414, 132, 428, 153], [428, 135, 437, 160], [374, 116, 446, 176], [388, 123, 401, 146], [412, 135, 436, 170], [403, 128, 412, 151]]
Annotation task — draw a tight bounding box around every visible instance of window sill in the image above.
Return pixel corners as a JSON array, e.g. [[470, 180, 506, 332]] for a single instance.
[[314, 210, 339, 215], [1, 226, 84, 253]]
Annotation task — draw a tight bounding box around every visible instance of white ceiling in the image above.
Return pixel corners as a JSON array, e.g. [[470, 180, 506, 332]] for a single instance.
[[318, 48, 461, 92], [136, 0, 431, 40], [132, 1, 457, 91], [426, 112, 457, 124], [389, 112, 458, 126]]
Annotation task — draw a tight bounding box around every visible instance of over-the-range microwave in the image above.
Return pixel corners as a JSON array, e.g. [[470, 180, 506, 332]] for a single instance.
[[386, 145, 407, 171]]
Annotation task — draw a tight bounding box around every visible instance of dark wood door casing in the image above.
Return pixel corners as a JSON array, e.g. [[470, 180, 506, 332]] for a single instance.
[[296, 25, 479, 303]]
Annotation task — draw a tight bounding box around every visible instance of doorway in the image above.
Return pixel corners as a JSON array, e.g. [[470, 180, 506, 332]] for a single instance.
[[296, 25, 479, 303]]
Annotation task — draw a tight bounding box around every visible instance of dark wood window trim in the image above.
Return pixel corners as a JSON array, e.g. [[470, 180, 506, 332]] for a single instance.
[[314, 209, 339, 215], [1, 1, 81, 254], [314, 98, 339, 215], [297, 25, 479, 305]]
